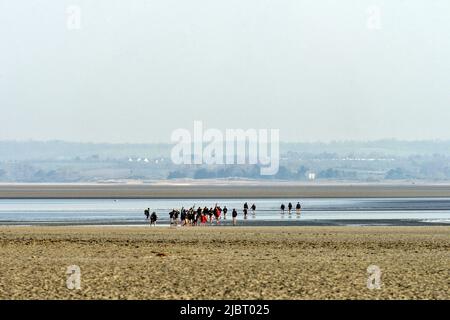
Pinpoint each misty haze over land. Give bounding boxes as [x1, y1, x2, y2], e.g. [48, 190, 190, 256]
[1, 140, 450, 183]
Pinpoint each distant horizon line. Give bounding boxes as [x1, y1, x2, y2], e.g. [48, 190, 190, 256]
[2, 138, 450, 145]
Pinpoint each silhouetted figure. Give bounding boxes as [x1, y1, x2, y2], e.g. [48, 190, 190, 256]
[174, 209, 180, 225]
[232, 209, 238, 226]
[208, 207, 214, 223]
[296, 202, 302, 215]
[169, 210, 174, 225]
[180, 209, 186, 226]
[150, 211, 157, 226]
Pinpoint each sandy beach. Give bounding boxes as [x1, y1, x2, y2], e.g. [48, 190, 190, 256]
[0, 226, 448, 300]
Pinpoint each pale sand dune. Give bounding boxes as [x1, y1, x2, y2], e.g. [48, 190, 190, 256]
[0, 226, 448, 299]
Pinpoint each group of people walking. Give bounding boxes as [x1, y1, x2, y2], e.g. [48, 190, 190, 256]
[144, 201, 302, 226]
[280, 202, 302, 215]
[167, 204, 238, 226]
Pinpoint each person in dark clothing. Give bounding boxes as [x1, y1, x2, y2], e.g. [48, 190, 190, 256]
[150, 211, 157, 226]
[174, 209, 180, 226]
[251, 203, 256, 215]
[169, 210, 174, 225]
[144, 208, 150, 221]
[195, 211, 201, 226]
[280, 203, 285, 214]
[243, 208, 248, 219]
[208, 207, 214, 223]
[232, 209, 238, 226]
[196, 207, 202, 226]
[187, 208, 194, 226]
[180, 209, 186, 225]
[223, 206, 228, 220]
[244, 202, 249, 210]
[288, 202, 293, 214]
[296, 202, 302, 216]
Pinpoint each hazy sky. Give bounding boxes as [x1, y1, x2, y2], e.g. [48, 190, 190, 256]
[0, 0, 449, 143]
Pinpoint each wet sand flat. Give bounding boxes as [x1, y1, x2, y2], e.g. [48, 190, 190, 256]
[0, 226, 448, 299]
[2, 183, 450, 198]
